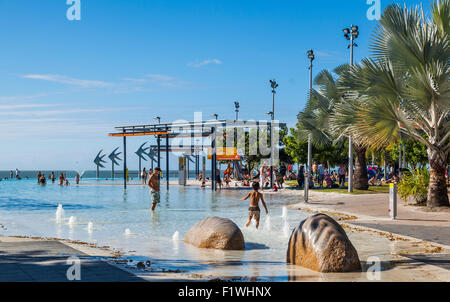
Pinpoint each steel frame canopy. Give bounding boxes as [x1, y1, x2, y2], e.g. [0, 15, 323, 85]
[109, 120, 286, 190]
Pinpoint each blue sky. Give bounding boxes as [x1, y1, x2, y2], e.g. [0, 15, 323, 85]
[0, 0, 428, 171]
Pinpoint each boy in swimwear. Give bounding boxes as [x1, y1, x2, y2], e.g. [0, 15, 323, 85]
[148, 167, 161, 211]
[240, 182, 269, 229]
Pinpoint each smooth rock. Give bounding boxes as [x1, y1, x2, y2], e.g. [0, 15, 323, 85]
[184, 217, 245, 250]
[287, 213, 361, 272]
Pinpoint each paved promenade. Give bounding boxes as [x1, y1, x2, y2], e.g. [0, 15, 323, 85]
[0, 237, 144, 282]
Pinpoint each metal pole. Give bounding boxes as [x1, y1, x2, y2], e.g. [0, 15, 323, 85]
[138, 157, 141, 180]
[123, 135, 127, 189]
[166, 128, 169, 190]
[403, 142, 406, 170]
[348, 30, 354, 193]
[211, 127, 216, 191]
[157, 135, 161, 168]
[270, 90, 275, 189]
[305, 58, 313, 202]
[399, 134, 402, 177]
[187, 156, 190, 180]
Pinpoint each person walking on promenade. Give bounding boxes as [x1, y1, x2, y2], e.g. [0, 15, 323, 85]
[338, 163, 346, 188]
[317, 163, 325, 189]
[297, 165, 305, 188]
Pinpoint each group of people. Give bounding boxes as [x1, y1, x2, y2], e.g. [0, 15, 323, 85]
[36, 172, 81, 186]
[1, 169, 22, 181]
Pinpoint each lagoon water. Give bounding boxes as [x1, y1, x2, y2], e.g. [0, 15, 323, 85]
[0, 179, 309, 281]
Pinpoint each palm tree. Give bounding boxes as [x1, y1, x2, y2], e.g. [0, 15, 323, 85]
[332, 0, 449, 207]
[297, 66, 370, 190]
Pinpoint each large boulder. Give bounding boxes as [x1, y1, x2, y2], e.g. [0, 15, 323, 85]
[184, 217, 245, 250]
[287, 214, 361, 272]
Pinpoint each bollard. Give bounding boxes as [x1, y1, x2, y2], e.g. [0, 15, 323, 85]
[389, 183, 397, 220]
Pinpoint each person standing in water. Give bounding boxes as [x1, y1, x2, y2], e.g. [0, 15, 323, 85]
[259, 165, 266, 191]
[240, 182, 269, 229]
[141, 168, 147, 184]
[148, 167, 161, 211]
[75, 173, 80, 184]
[58, 173, 64, 186]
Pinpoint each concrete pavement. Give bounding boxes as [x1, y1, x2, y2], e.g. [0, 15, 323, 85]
[0, 237, 144, 282]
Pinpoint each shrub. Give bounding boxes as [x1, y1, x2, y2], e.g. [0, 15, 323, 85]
[398, 168, 430, 205]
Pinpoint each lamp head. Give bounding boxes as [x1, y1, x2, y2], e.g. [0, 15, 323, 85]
[270, 79, 278, 89]
[306, 49, 315, 61]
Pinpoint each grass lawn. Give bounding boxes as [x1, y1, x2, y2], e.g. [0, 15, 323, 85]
[284, 180, 390, 194]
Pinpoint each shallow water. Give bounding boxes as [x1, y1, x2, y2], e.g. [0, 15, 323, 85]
[0, 179, 310, 280]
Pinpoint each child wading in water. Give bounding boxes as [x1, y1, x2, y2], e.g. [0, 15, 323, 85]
[240, 182, 269, 229]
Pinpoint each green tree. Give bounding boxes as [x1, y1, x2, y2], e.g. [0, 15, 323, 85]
[332, 0, 449, 207]
[297, 66, 370, 189]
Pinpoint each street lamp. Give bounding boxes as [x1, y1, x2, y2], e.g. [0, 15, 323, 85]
[305, 49, 315, 203]
[269, 79, 278, 189]
[343, 24, 359, 193]
[210, 113, 218, 120]
[234, 101, 240, 121]
[153, 116, 161, 124]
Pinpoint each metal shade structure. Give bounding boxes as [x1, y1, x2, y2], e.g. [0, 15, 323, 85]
[108, 119, 286, 190]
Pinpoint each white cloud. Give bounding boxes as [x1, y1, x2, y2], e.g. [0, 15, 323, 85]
[0, 92, 58, 103]
[22, 74, 112, 88]
[187, 59, 222, 68]
[123, 74, 188, 88]
[0, 104, 54, 110]
[0, 106, 145, 117]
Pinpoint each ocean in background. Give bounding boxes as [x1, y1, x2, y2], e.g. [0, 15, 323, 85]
[0, 170, 209, 179]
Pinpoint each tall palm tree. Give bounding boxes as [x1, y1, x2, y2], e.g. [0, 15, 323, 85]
[332, 0, 449, 207]
[297, 66, 370, 190]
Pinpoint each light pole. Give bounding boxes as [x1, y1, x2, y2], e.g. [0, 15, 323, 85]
[234, 101, 240, 121]
[343, 25, 359, 193]
[210, 113, 218, 120]
[154, 116, 161, 169]
[269, 79, 278, 189]
[305, 49, 315, 202]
